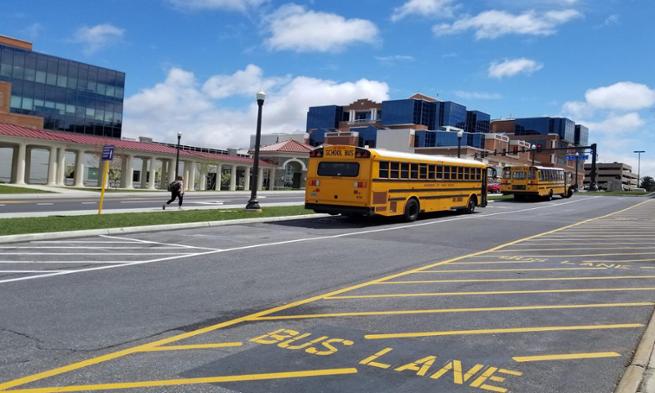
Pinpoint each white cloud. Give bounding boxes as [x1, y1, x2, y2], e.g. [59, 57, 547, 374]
[583, 113, 645, 134]
[72, 23, 124, 54]
[433, 9, 581, 39]
[124, 65, 389, 148]
[488, 58, 543, 78]
[391, 0, 458, 22]
[454, 90, 502, 100]
[265, 4, 379, 53]
[375, 55, 415, 65]
[585, 82, 655, 111]
[202, 64, 286, 99]
[167, 0, 265, 12]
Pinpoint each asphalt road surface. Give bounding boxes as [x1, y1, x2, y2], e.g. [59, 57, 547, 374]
[0, 195, 653, 393]
[0, 192, 305, 214]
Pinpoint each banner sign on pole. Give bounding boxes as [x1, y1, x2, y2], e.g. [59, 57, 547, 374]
[102, 145, 115, 161]
[566, 154, 589, 161]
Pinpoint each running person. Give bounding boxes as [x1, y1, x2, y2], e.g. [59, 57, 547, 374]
[163, 176, 184, 209]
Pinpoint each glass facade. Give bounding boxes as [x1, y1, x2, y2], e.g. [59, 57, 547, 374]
[575, 124, 589, 146]
[515, 117, 575, 144]
[415, 130, 485, 149]
[0, 43, 125, 138]
[306, 105, 342, 132]
[351, 125, 377, 148]
[466, 110, 490, 133]
[440, 101, 467, 129]
[380, 99, 438, 129]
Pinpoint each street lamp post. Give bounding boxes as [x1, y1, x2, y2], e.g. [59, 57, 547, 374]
[531, 144, 537, 166]
[456, 129, 464, 158]
[246, 91, 266, 211]
[574, 151, 580, 191]
[634, 150, 646, 188]
[175, 132, 182, 178]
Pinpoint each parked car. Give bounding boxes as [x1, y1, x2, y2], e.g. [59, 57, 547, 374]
[487, 182, 502, 194]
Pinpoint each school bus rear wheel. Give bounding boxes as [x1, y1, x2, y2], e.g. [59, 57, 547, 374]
[403, 198, 420, 222]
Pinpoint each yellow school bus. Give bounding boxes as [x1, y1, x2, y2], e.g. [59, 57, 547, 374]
[305, 145, 488, 221]
[500, 165, 573, 200]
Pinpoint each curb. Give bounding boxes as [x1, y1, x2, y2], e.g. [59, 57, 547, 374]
[0, 213, 327, 244]
[615, 307, 655, 393]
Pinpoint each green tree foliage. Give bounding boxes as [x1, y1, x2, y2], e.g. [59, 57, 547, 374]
[640, 176, 655, 192]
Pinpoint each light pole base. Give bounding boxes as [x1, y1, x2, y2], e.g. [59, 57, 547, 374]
[245, 199, 262, 211]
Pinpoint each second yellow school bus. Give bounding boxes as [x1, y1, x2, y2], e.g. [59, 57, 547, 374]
[305, 145, 488, 221]
[500, 165, 574, 200]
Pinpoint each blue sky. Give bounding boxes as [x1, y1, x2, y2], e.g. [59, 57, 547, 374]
[2, 0, 654, 176]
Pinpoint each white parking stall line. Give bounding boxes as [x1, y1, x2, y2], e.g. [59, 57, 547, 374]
[81, 202, 96, 205]
[36, 203, 54, 206]
[0, 246, 192, 250]
[31, 240, 144, 244]
[0, 252, 195, 256]
[99, 235, 220, 251]
[0, 260, 139, 265]
[0, 270, 70, 273]
[0, 196, 611, 285]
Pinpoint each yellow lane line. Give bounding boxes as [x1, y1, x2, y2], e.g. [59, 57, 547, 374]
[326, 287, 655, 300]
[584, 258, 655, 263]
[377, 276, 655, 284]
[451, 261, 539, 265]
[3, 368, 359, 393]
[138, 342, 243, 352]
[416, 267, 608, 273]
[0, 200, 649, 391]
[512, 352, 621, 363]
[364, 324, 643, 340]
[255, 302, 655, 321]
[471, 252, 655, 258]
[498, 247, 655, 252]
[516, 242, 655, 246]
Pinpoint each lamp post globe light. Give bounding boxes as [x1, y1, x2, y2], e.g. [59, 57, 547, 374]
[456, 129, 464, 158]
[634, 150, 646, 188]
[246, 91, 266, 211]
[175, 132, 182, 178]
[531, 144, 537, 167]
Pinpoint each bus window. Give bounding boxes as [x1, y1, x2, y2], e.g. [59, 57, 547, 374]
[437, 165, 444, 179]
[428, 165, 436, 179]
[419, 164, 428, 179]
[528, 168, 536, 179]
[464, 167, 470, 180]
[444, 166, 451, 180]
[503, 167, 511, 179]
[317, 162, 360, 177]
[379, 161, 389, 178]
[457, 167, 464, 180]
[401, 163, 409, 178]
[512, 171, 525, 179]
[410, 163, 419, 179]
[390, 162, 399, 178]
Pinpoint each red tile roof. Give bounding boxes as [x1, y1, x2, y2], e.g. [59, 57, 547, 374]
[259, 139, 312, 154]
[0, 122, 272, 166]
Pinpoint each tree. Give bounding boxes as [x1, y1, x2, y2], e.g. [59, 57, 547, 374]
[640, 176, 655, 192]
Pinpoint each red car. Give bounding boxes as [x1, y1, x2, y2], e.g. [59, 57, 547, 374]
[487, 182, 501, 194]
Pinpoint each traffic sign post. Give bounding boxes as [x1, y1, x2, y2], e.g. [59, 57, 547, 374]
[98, 145, 115, 215]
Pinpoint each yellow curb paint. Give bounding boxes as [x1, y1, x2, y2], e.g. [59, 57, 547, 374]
[512, 352, 621, 363]
[416, 268, 607, 273]
[255, 303, 655, 321]
[4, 368, 359, 393]
[364, 324, 643, 340]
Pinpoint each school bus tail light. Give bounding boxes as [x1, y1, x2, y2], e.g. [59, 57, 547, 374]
[309, 148, 324, 158]
[309, 179, 320, 187]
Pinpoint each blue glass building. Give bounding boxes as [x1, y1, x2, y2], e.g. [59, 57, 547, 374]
[414, 130, 485, 149]
[306, 105, 343, 132]
[466, 110, 490, 133]
[381, 99, 438, 129]
[0, 37, 125, 138]
[440, 101, 467, 129]
[575, 124, 589, 146]
[514, 117, 575, 144]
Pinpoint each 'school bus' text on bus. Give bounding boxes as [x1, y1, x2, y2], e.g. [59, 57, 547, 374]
[501, 165, 574, 201]
[305, 145, 488, 221]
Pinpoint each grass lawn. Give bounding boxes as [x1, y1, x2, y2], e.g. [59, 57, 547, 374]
[0, 206, 313, 236]
[0, 184, 52, 194]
